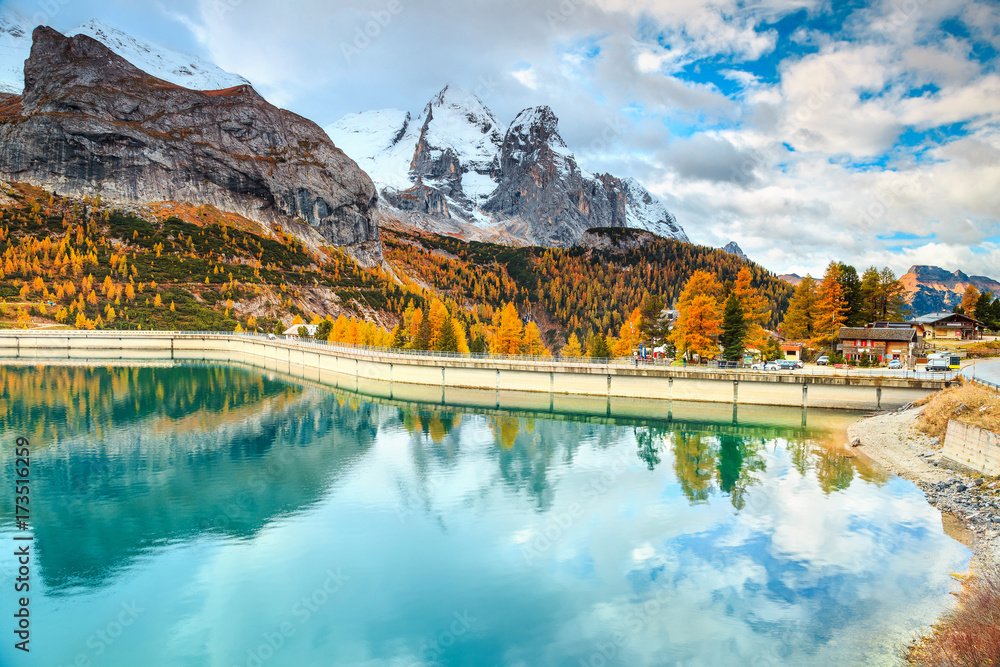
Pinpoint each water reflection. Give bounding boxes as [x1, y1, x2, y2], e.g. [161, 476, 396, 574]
[0, 362, 965, 667]
[0, 364, 378, 590]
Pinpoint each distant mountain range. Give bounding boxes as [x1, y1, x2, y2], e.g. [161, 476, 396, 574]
[326, 85, 688, 247]
[2, 11, 691, 252]
[777, 273, 803, 286]
[777, 266, 999, 316]
[901, 265, 1000, 315]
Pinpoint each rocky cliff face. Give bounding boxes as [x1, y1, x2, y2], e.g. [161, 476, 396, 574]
[408, 86, 502, 207]
[722, 241, 748, 260]
[326, 86, 688, 247]
[484, 106, 620, 246]
[0, 27, 380, 260]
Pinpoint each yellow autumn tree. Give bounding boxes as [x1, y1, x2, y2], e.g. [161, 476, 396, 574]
[812, 262, 847, 347]
[561, 332, 583, 358]
[671, 270, 722, 359]
[332, 315, 350, 343]
[732, 267, 769, 352]
[521, 321, 549, 356]
[613, 307, 643, 356]
[427, 299, 449, 348]
[453, 319, 470, 354]
[492, 302, 523, 355]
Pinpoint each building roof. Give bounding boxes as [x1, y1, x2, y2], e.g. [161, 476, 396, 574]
[869, 321, 914, 329]
[283, 323, 319, 335]
[839, 327, 917, 342]
[911, 312, 983, 326]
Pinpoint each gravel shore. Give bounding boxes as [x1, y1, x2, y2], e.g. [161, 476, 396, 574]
[847, 407, 1000, 568]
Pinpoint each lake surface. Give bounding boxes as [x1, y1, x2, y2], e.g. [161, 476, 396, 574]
[0, 363, 969, 666]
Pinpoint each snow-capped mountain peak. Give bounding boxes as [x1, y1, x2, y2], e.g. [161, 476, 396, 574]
[0, 13, 249, 93]
[68, 20, 249, 90]
[410, 85, 504, 201]
[325, 86, 689, 247]
[0, 12, 31, 94]
[325, 109, 416, 192]
[722, 241, 748, 260]
[621, 177, 689, 243]
[506, 106, 567, 149]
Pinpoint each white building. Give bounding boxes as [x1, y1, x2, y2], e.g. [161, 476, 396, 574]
[283, 323, 319, 340]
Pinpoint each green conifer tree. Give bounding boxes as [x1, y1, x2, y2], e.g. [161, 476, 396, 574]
[720, 293, 747, 361]
[413, 310, 433, 350]
[435, 314, 458, 352]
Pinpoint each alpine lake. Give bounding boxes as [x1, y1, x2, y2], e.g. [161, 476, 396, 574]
[0, 362, 969, 666]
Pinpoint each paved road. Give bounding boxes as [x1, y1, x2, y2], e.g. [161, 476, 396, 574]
[964, 358, 1000, 386]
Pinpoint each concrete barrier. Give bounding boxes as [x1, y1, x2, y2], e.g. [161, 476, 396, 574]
[942, 420, 1000, 476]
[0, 331, 952, 411]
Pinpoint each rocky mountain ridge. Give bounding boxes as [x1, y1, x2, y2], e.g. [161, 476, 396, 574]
[722, 241, 748, 261]
[327, 85, 688, 247]
[902, 264, 1000, 315]
[0, 26, 380, 262]
[0, 13, 249, 94]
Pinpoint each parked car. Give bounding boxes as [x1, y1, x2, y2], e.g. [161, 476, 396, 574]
[794, 360, 804, 369]
[776, 360, 798, 371]
[764, 361, 781, 371]
[816, 355, 829, 366]
[750, 362, 767, 370]
[887, 359, 903, 369]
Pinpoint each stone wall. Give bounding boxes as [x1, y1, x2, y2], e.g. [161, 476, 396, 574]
[942, 420, 1000, 476]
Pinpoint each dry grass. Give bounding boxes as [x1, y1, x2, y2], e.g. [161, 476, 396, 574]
[967, 341, 1000, 359]
[909, 565, 1000, 666]
[916, 381, 1000, 441]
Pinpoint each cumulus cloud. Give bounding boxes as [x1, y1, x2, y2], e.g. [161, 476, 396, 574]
[659, 134, 762, 185]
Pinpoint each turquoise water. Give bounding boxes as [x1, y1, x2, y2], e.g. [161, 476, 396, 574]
[0, 363, 969, 666]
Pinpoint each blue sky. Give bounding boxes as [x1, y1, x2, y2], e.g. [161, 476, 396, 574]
[1, 0, 998, 278]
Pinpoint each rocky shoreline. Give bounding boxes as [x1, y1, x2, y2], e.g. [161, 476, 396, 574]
[847, 407, 1000, 568]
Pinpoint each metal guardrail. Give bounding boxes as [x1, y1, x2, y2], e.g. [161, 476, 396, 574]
[969, 376, 1000, 393]
[0, 329, 962, 381]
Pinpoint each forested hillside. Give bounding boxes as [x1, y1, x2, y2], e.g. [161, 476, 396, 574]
[0, 181, 792, 354]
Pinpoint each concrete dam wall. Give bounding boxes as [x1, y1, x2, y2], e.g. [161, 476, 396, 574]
[0, 331, 954, 411]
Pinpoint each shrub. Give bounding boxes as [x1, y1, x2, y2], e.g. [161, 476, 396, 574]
[910, 564, 1000, 667]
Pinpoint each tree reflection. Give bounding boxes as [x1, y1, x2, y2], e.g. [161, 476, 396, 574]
[716, 435, 767, 510]
[0, 364, 376, 590]
[636, 426, 673, 471]
[672, 432, 717, 504]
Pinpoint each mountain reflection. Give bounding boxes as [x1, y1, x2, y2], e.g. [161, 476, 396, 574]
[0, 363, 885, 593]
[0, 364, 378, 590]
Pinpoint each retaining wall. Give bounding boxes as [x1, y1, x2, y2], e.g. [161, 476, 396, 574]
[0, 332, 952, 411]
[942, 420, 1000, 476]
